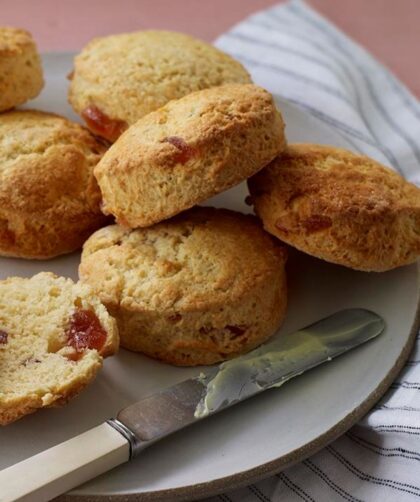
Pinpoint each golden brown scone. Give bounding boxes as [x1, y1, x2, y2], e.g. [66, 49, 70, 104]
[248, 144, 420, 272]
[0, 110, 110, 259]
[0, 272, 119, 425]
[79, 207, 287, 366]
[68, 30, 252, 142]
[94, 84, 286, 228]
[0, 27, 44, 111]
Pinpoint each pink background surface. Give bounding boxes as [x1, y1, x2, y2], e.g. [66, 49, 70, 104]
[1, 0, 419, 97]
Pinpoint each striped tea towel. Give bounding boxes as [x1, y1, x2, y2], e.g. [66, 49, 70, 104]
[204, 1, 420, 501]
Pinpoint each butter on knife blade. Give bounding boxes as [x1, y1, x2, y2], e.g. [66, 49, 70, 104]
[194, 308, 384, 417]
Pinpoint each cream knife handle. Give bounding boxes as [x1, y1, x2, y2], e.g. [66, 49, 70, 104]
[0, 422, 130, 502]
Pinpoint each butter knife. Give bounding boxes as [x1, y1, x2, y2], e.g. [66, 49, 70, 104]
[0, 308, 384, 502]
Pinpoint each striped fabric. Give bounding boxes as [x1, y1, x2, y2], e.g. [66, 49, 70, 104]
[204, 1, 420, 501]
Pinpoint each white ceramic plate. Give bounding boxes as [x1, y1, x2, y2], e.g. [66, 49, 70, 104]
[0, 54, 418, 502]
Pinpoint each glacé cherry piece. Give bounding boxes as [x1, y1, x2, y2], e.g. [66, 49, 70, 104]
[0, 330, 8, 345]
[162, 136, 194, 164]
[82, 105, 128, 142]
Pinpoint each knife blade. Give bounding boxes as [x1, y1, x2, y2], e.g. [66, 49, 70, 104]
[113, 308, 384, 454]
[0, 308, 384, 502]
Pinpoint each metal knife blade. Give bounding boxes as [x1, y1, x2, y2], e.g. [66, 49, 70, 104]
[112, 308, 384, 456]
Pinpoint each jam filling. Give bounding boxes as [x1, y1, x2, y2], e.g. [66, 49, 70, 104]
[162, 136, 194, 164]
[81, 105, 128, 142]
[0, 330, 8, 345]
[66, 309, 107, 353]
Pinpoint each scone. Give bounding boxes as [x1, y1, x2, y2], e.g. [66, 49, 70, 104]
[248, 144, 420, 272]
[0, 110, 110, 259]
[0, 272, 119, 425]
[79, 207, 287, 366]
[0, 27, 44, 111]
[94, 84, 286, 228]
[68, 30, 251, 142]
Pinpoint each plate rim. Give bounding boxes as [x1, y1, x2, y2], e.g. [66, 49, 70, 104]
[59, 265, 420, 502]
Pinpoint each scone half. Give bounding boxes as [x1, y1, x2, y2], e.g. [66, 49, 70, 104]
[79, 207, 287, 366]
[0, 272, 118, 425]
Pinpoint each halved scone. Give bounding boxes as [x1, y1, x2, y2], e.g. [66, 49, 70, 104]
[0, 272, 119, 425]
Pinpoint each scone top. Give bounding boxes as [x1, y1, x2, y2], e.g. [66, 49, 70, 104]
[0, 110, 109, 259]
[94, 83, 286, 228]
[68, 30, 252, 142]
[248, 143, 420, 271]
[80, 207, 287, 313]
[0, 27, 44, 111]
[0, 27, 37, 52]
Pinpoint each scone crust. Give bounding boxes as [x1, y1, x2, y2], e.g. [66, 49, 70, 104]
[0, 110, 109, 259]
[0, 272, 119, 425]
[0, 27, 44, 111]
[248, 144, 420, 271]
[94, 84, 286, 228]
[68, 30, 251, 140]
[79, 207, 287, 366]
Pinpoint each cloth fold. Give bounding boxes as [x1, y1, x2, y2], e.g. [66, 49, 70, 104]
[203, 1, 420, 500]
